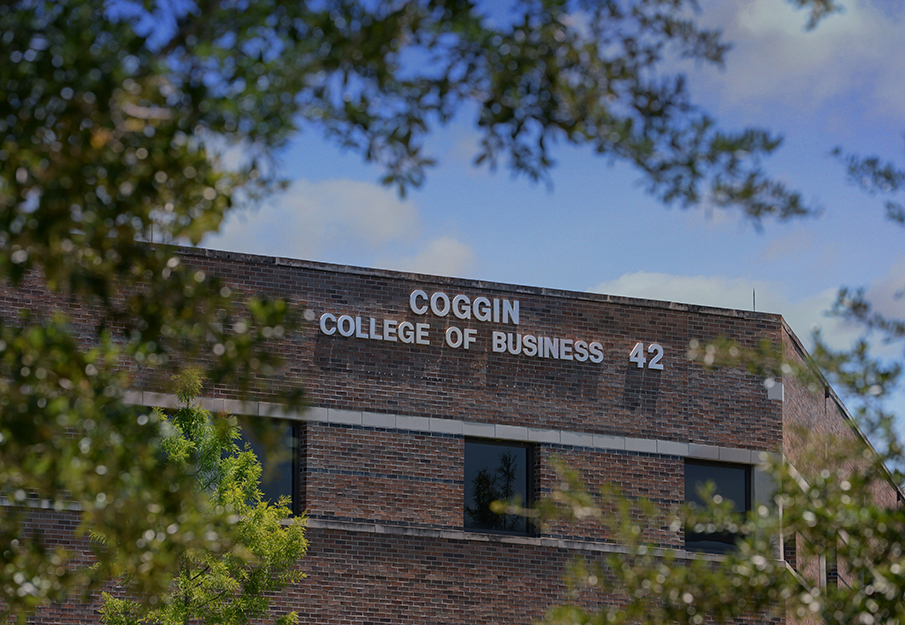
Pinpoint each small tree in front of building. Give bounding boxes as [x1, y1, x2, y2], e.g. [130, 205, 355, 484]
[97, 372, 306, 625]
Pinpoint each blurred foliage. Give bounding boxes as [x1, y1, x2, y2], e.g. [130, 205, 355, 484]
[0, 0, 834, 619]
[532, 81, 905, 620]
[530, 109, 905, 623]
[527, 444, 905, 625]
[98, 372, 306, 625]
[833, 146, 905, 227]
[786, 0, 844, 30]
[822, 139, 905, 452]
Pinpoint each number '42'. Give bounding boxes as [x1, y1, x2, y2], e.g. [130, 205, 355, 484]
[629, 342, 664, 370]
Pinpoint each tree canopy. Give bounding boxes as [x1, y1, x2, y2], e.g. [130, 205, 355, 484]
[0, 0, 838, 620]
[529, 430, 905, 625]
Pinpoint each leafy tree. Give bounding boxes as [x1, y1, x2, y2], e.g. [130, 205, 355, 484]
[0, 0, 831, 619]
[98, 371, 307, 625]
[529, 232, 905, 624]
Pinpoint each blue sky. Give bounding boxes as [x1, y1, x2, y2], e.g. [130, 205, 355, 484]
[204, 0, 905, 412]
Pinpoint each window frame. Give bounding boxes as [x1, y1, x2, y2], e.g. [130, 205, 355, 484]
[463, 438, 534, 535]
[684, 459, 751, 553]
[237, 419, 300, 516]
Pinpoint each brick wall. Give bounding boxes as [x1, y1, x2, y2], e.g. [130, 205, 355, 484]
[295, 527, 575, 625]
[779, 325, 901, 595]
[180, 248, 785, 450]
[11, 248, 881, 624]
[304, 424, 463, 527]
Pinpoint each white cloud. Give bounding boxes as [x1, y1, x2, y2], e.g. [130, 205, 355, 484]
[695, 0, 905, 121]
[204, 178, 420, 258]
[757, 231, 843, 279]
[381, 236, 479, 278]
[590, 271, 773, 310]
[759, 229, 814, 263]
[204, 178, 481, 277]
[587, 271, 859, 349]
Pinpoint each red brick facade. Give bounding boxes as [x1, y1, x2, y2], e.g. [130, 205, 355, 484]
[9, 248, 892, 624]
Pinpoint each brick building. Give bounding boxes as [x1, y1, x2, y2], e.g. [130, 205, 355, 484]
[18, 247, 900, 623]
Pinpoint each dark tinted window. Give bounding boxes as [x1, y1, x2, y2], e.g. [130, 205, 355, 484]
[464, 440, 531, 533]
[238, 421, 297, 514]
[685, 460, 750, 553]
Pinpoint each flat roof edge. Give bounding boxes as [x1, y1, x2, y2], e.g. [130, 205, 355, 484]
[182, 245, 782, 323]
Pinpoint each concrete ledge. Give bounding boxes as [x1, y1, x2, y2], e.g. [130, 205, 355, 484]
[757, 451, 783, 465]
[122, 390, 144, 405]
[687, 444, 720, 461]
[363, 412, 396, 429]
[463, 422, 496, 438]
[594, 434, 625, 451]
[329, 409, 362, 426]
[142, 391, 178, 409]
[223, 399, 258, 416]
[430, 418, 463, 435]
[561, 431, 594, 447]
[201, 397, 225, 413]
[657, 440, 689, 457]
[495, 425, 529, 442]
[258, 401, 289, 418]
[719, 447, 753, 464]
[306, 518, 734, 563]
[625, 438, 657, 454]
[302, 406, 329, 423]
[123, 391, 773, 465]
[0, 497, 83, 511]
[528, 428, 560, 444]
[396, 415, 430, 432]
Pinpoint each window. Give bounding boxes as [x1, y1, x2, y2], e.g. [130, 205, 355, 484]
[684, 460, 750, 553]
[464, 439, 532, 533]
[238, 420, 299, 515]
[825, 547, 838, 588]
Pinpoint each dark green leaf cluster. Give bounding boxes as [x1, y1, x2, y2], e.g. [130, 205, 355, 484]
[530, 4, 905, 623]
[531, 460, 789, 625]
[0, 322, 226, 619]
[833, 146, 905, 227]
[786, 0, 844, 29]
[534, 446, 905, 625]
[775, 442, 905, 625]
[1, 0, 817, 223]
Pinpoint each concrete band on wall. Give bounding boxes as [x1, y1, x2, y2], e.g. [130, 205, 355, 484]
[3, 390, 784, 564]
[123, 390, 783, 467]
[120, 390, 782, 559]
